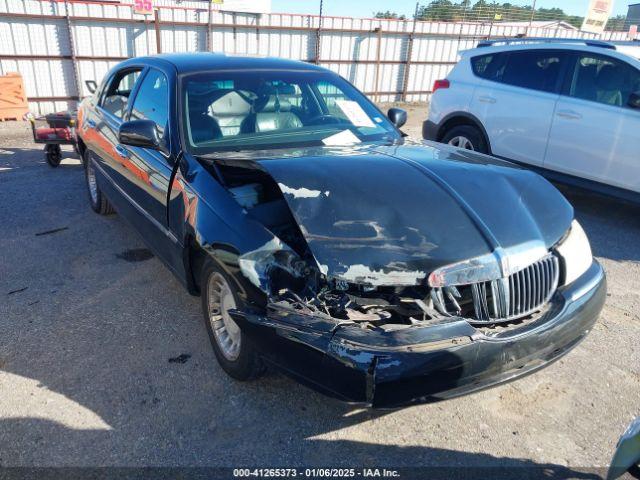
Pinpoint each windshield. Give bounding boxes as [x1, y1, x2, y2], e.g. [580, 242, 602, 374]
[181, 70, 400, 154]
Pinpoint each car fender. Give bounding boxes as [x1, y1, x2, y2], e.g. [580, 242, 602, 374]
[170, 154, 283, 303]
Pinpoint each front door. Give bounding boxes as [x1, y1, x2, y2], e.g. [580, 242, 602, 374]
[544, 52, 640, 193]
[117, 67, 183, 270]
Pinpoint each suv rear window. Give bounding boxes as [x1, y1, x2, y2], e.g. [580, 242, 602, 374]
[471, 53, 507, 82]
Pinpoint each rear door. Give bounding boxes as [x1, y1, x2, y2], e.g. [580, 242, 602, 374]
[89, 67, 144, 197]
[544, 52, 640, 193]
[471, 49, 568, 167]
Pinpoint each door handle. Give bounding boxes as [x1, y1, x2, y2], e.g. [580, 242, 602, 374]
[115, 145, 129, 158]
[478, 95, 497, 104]
[556, 110, 582, 120]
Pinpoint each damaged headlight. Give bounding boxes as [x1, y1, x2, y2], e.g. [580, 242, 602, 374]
[238, 238, 310, 294]
[555, 220, 592, 286]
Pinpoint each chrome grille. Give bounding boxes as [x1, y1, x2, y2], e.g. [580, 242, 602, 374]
[470, 254, 559, 322]
[432, 253, 560, 324]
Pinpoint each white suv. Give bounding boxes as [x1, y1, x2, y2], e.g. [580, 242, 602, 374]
[424, 39, 640, 202]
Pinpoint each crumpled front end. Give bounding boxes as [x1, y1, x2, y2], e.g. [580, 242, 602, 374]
[232, 261, 605, 407]
[198, 145, 604, 406]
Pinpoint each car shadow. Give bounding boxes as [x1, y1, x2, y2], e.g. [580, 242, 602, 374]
[0, 146, 81, 171]
[0, 418, 605, 478]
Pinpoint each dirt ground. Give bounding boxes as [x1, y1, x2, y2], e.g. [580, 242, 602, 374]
[0, 106, 638, 476]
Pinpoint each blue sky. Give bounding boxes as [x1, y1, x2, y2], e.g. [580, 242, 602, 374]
[271, 0, 632, 18]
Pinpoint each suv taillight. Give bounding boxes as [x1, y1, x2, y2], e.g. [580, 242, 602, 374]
[432, 79, 450, 93]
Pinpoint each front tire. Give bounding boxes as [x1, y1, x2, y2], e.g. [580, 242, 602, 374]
[84, 150, 114, 215]
[200, 258, 265, 381]
[441, 125, 488, 154]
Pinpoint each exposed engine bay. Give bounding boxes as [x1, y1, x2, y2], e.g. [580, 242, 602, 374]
[202, 157, 554, 332]
[206, 158, 442, 329]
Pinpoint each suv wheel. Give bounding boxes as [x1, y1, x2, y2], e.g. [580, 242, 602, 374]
[441, 125, 488, 154]
[201, 258, 265, 381]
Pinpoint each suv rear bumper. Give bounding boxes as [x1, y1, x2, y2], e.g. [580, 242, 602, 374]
[422, 119, 439, 141]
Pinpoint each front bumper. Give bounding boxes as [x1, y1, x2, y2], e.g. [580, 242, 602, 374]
[233, 260, 606, 408]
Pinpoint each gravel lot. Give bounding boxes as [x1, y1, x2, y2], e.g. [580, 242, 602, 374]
[0, 106, 638, 475]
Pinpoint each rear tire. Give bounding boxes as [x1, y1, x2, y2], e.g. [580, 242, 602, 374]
[200, 258, 265, 381]
[441, 125, 488, 154]
[84, 150, 114, 215]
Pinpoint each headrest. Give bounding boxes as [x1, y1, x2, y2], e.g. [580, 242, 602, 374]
[276, 84, 296, 95]
[188, 94, 212, 115]
[596, 64, 624, 90]
[210, 90, 252, 116]
[255, 94, 292, 113]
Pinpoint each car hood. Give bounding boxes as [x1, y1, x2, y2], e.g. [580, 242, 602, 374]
[234, 142, 573, 286]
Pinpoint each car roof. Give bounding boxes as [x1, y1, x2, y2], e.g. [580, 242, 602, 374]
[462, 41, 640, 66]
[118, 52, 327, 74]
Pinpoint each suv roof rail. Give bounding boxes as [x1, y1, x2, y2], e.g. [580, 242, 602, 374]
[477, 37, 616, 50]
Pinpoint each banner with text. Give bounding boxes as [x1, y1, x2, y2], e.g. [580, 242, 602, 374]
[581, 0, 615, 34]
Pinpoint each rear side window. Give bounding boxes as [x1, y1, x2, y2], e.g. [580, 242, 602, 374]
[100, 69, 142, 119]
[471, 53, 507, 82]
[501, 51, 565, 93]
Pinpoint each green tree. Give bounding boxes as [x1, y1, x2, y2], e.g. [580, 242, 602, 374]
[374, 10, 407, 20]
[413, 0, 587, 26]
[605, 14, 627, 31]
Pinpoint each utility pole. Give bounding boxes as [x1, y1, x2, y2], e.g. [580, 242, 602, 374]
[529, 0, 537, 28]
[315, 0, 323, 64]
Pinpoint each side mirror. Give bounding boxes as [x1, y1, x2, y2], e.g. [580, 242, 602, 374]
[387, 107, 407, 128]
[118, 120, 160, 149]
[628, 92, 640, 109]
[85, 80, 97, 94]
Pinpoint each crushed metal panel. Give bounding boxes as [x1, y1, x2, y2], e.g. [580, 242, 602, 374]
[255, 146, 493, 287]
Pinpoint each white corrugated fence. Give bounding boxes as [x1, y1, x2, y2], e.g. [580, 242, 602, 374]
[0, 0, 631, 114]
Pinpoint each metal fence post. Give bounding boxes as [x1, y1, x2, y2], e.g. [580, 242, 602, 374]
[401, 11, 418, 102]
[207, 0, 213, 51]
[63, 0, 81, 103]
[154, 8, 162, 54]
[373, 26, 382, 102]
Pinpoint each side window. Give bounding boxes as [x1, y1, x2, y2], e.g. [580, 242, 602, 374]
[92, 77, 108, 102]
[568, 54, 640, 108]
[100, 69, 142, 119]
[500, 51, 565, 93]
[130, 69, 169, 146]
[471, 53, 507, 82]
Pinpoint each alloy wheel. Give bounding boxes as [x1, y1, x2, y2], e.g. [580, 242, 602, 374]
[86, 160, 99, 204]
[207, 272, 241, 361]
[448, 136, 475, 150]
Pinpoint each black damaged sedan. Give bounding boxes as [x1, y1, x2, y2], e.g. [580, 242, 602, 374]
[77, 53, 606, 408]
